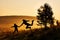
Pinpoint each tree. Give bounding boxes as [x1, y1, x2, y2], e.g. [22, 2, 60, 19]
[37, 3, 54, 28]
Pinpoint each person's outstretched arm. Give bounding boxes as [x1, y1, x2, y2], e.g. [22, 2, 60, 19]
[11, 26, 14, 28]
[19, 23, 23, 27]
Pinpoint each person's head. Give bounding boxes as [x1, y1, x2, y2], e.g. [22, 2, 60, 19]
[14, 24, 16, 25]
[23, 19, 25, 21]
[23, 19, 27, 22]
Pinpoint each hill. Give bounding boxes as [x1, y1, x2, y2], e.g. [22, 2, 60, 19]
[0, 16, 39, 32]
[0, 16, 60, 40]
[0, 27, 60, 40]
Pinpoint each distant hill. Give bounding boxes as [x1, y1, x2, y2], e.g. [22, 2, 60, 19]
[0, 16, 36, 24]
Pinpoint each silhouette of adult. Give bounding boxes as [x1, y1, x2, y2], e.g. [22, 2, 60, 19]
[12, 24, 19, 33]
[20, 19, 34, 29]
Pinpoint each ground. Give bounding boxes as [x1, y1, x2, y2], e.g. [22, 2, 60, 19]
[0, 27, 60, 40]
[0, 16, 60, 40]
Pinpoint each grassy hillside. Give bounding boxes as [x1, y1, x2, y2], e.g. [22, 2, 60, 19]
[0, 16, 60, 40]
[0, 26, 60, 40]
[0, 16, 38, 32]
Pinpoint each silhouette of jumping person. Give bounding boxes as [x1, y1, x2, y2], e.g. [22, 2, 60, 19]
[20, 19, 34, 29]
[12, 24, 19, 33]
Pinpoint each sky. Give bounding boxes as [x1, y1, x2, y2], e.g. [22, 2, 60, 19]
[0, 0, 60, 20]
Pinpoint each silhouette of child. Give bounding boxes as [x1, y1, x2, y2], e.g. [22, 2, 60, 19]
[12, 24, 19, 33]
[20, 19, 34, 29]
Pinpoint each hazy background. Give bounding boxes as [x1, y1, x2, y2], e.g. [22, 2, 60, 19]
[0, 0, 60, 20]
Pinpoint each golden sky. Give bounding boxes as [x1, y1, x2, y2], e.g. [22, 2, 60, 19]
[0, 0, 60, 20]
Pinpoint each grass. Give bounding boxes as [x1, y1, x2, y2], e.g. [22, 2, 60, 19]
[0, 25, 60, 40]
